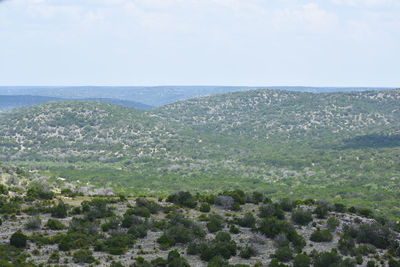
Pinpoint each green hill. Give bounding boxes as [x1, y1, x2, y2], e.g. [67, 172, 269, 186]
[0, 89, 399, 219]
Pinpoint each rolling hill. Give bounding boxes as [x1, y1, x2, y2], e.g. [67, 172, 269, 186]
[0, 95, 153, 112]
[0, 89, 399, 219]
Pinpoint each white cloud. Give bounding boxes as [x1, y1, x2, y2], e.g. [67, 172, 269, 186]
[331, 0, 400, 7]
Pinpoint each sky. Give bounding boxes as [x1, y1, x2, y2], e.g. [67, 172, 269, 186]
[0, 0, 399, 87]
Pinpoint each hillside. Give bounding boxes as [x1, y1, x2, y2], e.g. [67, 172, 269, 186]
[0, 89, 399, 220]
[0, 86, 395, 107]
[0, 95, 153, 112]
[0, 179, 399, 266]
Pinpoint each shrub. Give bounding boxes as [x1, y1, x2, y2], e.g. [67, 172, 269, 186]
[313, 250, 342, 267]
[229, 225, 240, 234]
[240, 246, 256, 259]
[310, 229, 333, 242]
[327, 217, 340, 232]
[279, 198, 294, 212]
[338, 235, 355, 255]
[73, 249, 95, 263]
[45, 218, 65, 230]
[293, 253, 311, 267]
[51, 201, 68, 218]
[200, 203, 211, 213]
[274, 233, 289, 248]
[25, 216, 41, 230]
[207, 215, 225, 233]
[356, 223, 392, 249]
[367, 260, 376, 267]
[10, 230, 27, 248]
[48, 251, 60, 264]
[334, 203, 346, 212]
[167, 250, 190, 267]
[237, 213, 256, 228]
[0, 184, 8, 195]
[314, 205, 329, 219]
[167, 191, 197, 208]
[259, 203, 284, 219]
[291, 208, 313, 225]
[275, 246, 292, 262]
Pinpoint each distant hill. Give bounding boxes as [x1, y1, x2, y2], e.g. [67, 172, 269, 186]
[0, 86, 395, 107]
[0, 95, 153, 112]
[0, 89, 399, 219]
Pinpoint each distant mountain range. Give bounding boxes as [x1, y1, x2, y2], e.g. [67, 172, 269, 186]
[0, 86, 396, 107]
[0, 95, 153, 112]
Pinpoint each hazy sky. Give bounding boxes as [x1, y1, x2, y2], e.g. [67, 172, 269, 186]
[0, 0, 399, 86]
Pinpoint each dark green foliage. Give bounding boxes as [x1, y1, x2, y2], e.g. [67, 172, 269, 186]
[237, 213, 256, 228]
[25, 215, 41, 230]
[229, 225, 240, 234]
[314, 205, 329, 219]
[389, 259, 400, 267]
[48, 250, 60, 264]
[259, 203, 284, 219]
[26, 183, 54, 200]
[10, 230, 27, 248]
[0, 184, 8, 195]
[310, 229, 333, 242]
[291, 208, 313, 225]
[167, 191, 197, 208]
[45, 218, 65, 230]
[167, 249, 190, 267]
[338, 235, 355, 255]
[103, 231, 135, 255]
[157, 212, 205, 249]
[221, 190, 246, 205]
[51, 201, 68, 218]
[136, 197, 161, 214]
[334, 203, 346, 212]
[82, 198, 114, 220]
[358, 208, 374, 218]
[73, 249, 95, 263]
[356, 223, 393, 249]
[326, 216, 340, 232]
[268, 258, 290, 267]
[313, 250, 342, 267]
[293, 253, 311, 267]
[200, 232, 237, 261]
[200, 203, 211, 213]
[101, 216, 121, 232]
[240, 246, 256, 259]
[274, 246, 292, 262]
[207, 215, 225, 233]
[367, 260, 376, 267]
[258, 217, 293, 239]
[279, 198, 294, 212]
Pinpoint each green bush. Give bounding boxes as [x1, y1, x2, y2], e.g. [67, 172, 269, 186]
[259, 203, 284, 219]
[293, 253, 311, 267]
[279, 198, 294, 212]
[240, 246, 256, 259]
[25, 216, 41, 230]
[274, 246, 292, 262]
[314, 205, 329, 219]
[167, 191, 197, 208]
[207, 215, 225, 233]
[237, 213, 256, 228]
[313, 250, 342, 267]
[45, 218, 65, 230]
[51, 201, 68, 218]
[10, 230, 27, 248]
[200, 203, 211, 213]
[327, 217, 340, 232]
[338, 235, 355, 255]
[72, 249, 95, 263]
[310, 229, 333, 242]
[291, 208, 313, 225]
[0, 184, 8, 195]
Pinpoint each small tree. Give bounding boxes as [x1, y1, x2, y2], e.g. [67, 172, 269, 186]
[10, 230, 27, 248]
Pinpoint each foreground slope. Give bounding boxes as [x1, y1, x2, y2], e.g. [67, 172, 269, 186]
[0, 90, 399, 219]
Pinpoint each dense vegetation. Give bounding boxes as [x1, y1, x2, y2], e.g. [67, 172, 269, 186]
[0, 89, 399, 221]
[0, 176, 399, 266]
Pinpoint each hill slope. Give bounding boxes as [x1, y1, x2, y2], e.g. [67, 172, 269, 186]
[0, 95, 153, 111]
[0, 89, 399, 219]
